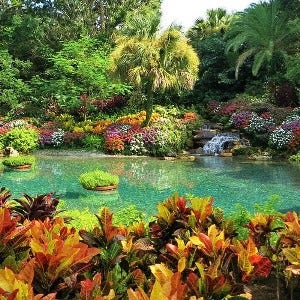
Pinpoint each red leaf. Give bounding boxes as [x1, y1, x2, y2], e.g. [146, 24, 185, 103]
[170, 272, 187, 300]
[166, 243, 178, 256]
[176, 197, 187, 212]
[198, 233, 213, 253]
[252, 256, 272, 278]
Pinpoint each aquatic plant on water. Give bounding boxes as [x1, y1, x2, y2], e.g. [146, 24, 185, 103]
[79, 169, 119, 190]
[2, 155, 35, 167]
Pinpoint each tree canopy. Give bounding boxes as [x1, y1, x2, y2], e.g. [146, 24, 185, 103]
[110, 11, 199, 125]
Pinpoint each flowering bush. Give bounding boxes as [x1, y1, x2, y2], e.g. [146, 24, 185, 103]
[104, 137, 125, 153]
[269, 128, 294, 149]
[181, 111, 199, 123]
[245, 114, 276, 134]
[269, 113, 300, 152]
[150, 118, 189, 156]
[141, 127, 158, 145]
[51, 129, 65, 147]
[39, 129, 54, 147]
[206, 100, 243, 118]
[92, 120, 112, 134]
[129, 133, 148, 155]
[116, 111, 160, 126]
[63, 132, 86, 146]
[230, 111, 253, 129]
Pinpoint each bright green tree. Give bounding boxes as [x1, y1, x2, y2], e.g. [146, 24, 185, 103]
[31, 37, 130, 115]
[0, 49, 31, 112]
[110, 11, 199, 126]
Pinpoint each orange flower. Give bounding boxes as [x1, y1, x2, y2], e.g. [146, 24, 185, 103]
[105, 137, 125, 152]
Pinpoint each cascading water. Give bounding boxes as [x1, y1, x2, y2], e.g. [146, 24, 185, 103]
[203, 132, 240, 155]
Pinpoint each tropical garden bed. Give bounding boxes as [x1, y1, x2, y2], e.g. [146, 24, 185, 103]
[0, 189, 300, 299]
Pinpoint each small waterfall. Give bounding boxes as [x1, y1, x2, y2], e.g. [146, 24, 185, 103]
[203, 132, 240, 155]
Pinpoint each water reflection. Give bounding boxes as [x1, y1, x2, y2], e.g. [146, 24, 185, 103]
[0, 153, 299, 216]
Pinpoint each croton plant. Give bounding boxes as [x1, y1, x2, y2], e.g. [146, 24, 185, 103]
[0, 188, 299, 299]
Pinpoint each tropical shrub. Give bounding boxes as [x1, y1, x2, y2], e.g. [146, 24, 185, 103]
[63, 131, 86, 147]
[0, 189, 300, 298]
[79, 170, 119, 189]
[11, 193, 61, 222]
[82, 134, 104, 150]
[2, 155, 36, 167]
[3, 127, 38, 153]
[289, 151, 300, 162]
[150, 118, 189, 156]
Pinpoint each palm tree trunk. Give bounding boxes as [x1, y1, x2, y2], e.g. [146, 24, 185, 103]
[142, 92, 153, 127]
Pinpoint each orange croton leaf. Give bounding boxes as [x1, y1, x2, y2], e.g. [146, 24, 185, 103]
[35, 294, 57, 300]
[150, 263, 173, 284]
[18, 259, 35, 285]
[284, 212, 300, 235]
[0, 267, 35, 300]
[0, 207, 23, 239]
[131, 269, 147, 285]
[127, 287, 150, 300]
[96, 207, 125, 242]
[190, 196, 213, 222]
[169, 272, 188, 300]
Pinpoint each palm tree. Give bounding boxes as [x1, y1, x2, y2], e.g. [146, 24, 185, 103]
[110, 12, 199, 126]
[188, 8, 233, 42]
[225, 0, 299, 79]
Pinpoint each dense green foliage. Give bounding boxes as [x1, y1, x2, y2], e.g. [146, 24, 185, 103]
[79, 169, 119, 189]
[2, 155, 35, 167]
[0, 0, 298, 118]
[30, 37, 130, 117]
[3, 128, 39, 153]
[0, 49, 31, 111]
[289, 151, 300, 162]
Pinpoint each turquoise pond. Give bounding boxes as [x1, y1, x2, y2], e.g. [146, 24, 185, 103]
[0, 151, 299, 216]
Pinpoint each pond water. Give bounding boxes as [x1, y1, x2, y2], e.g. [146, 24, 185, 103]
[1, 151, 299, 216]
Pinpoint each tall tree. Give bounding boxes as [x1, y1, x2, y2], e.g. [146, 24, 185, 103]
[0, 49, 31, 112]
[110, 9, 199, 126]
[20, 0, 161, 40]
[186, 9, 246, 103]
[188, 8, 233, 43]
[225, 0, 299, 79]
[31, 37, 129, 115]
